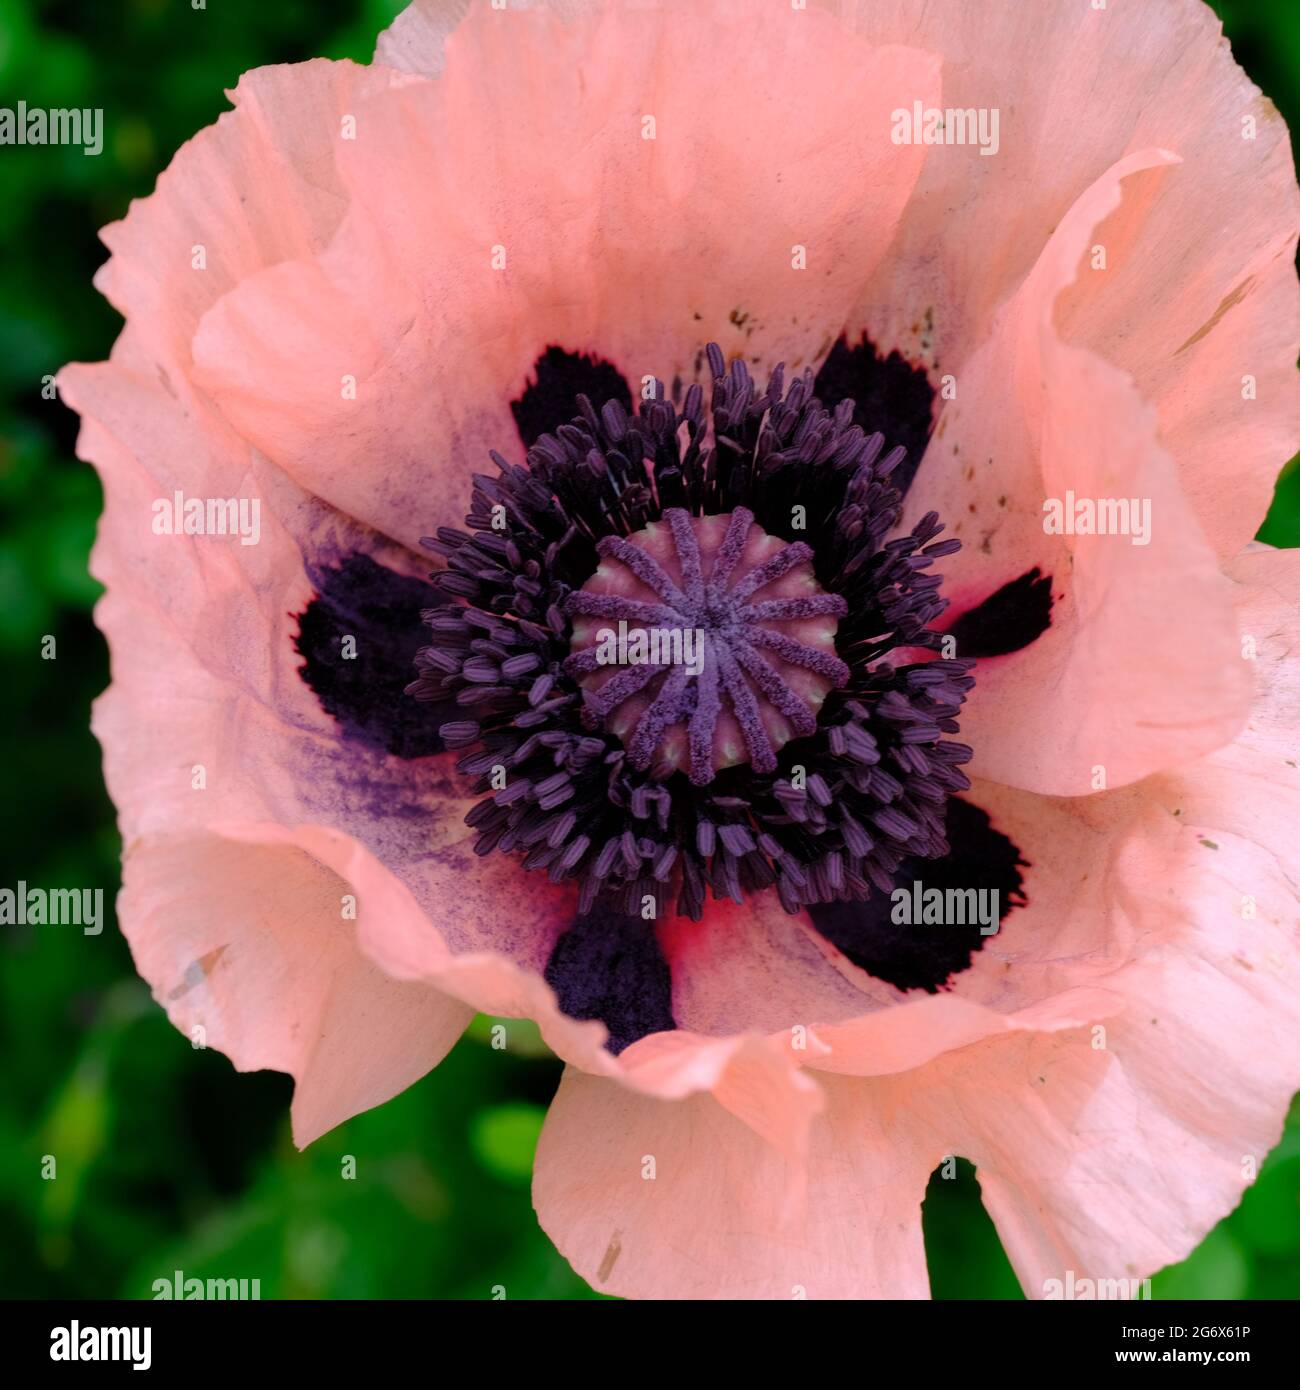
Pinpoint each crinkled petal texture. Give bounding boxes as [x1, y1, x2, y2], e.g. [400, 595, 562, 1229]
[62, 0, 1299, 1298]
[190, 0, 938, 549]
[908, 150, 1254, 795]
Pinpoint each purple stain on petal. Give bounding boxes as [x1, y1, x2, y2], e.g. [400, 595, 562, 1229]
[814, 333, 936, 498]
[297, 552, 450, 758]
[544, 905, 676, 1053]
[807, 798, 1027, 992]
[511, 346, 633, 450]
[945, 568, 1054, 658]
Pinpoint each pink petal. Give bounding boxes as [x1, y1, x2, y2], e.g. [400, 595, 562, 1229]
[661, 893, 896, 1035]
[59, 351, 577, 956]
[95, 61, 414, 396]
[922, 832, 1298, 1294]
[121, 825, 473, 1147]
[838, 0, 1298, 555]
[56, 350, 591, 1136]
[375, 0, 471, 75]
[191, 0, 939, 548]
[910, 152, 1251, 794]
[534, 1065, 932, 1299]
[1216, 544, 1300, 816]
[861, 554, 1299, 1292]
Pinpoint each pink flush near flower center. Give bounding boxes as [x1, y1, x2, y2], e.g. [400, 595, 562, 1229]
[564, 507, 850, 785]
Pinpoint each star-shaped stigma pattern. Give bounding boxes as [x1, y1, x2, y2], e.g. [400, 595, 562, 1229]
[564, 507, 850, 785]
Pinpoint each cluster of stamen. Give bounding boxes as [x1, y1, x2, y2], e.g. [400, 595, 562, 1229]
[408, 345, 974, 920]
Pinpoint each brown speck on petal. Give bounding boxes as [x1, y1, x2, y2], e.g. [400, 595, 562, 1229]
[597, 1232, 622, 1282]
[166, 945, 228, 1001]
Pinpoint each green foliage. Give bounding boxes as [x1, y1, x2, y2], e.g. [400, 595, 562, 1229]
[0, 0, 1296, 1299]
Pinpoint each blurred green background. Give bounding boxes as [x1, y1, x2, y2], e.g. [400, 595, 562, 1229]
[1, 0, 1297, 1301]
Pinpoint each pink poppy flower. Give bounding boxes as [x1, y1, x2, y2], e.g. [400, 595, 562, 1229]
[61, 0, 1299, 1299]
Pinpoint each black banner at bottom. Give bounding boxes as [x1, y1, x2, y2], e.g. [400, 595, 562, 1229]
[0, 1295, 1287, 1375]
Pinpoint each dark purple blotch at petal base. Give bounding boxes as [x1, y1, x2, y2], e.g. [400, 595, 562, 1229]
[806, 798, 1027, 993]
[814, 334, 936, 498]
[296, 552, 453, 758]
[945, 567, 1054, 658]
[511, 347, 634, 450]
[544, 905, 676, 1053]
